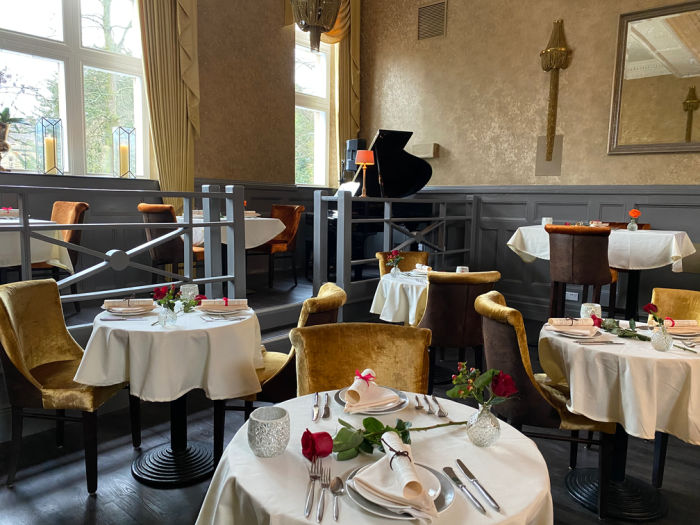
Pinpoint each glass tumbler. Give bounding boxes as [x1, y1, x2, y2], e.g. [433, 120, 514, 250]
[180, 283, 199, 301]
[247, 406, 290, 458]
[580, 303, 602, 319]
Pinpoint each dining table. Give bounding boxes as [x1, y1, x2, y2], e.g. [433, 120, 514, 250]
[195, 393, 553, 525]
[507, 225, 696, 319]
[176, 215, 285, 249]
[538, 326, 700, 520]
[370, 271, 429, 326]
[0, 217, 74, 272]
[75, 308, 264, 488]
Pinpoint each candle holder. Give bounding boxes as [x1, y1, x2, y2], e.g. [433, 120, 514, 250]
[35, 117, 63, 175]
[112, 127, 136, 178]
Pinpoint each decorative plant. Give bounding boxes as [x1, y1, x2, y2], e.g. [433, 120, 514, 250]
[0, 108, 24, 125]
[643, 302, 671, 327]
[386, 249, 403, 268]
[152, 285, 204, 312]
[446, 363, 518, 408]
[628, 208, 641, 221]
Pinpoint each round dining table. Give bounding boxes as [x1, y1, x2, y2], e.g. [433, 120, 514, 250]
[538, 327, 700, 520]
[75, 309, 264, 487]
[0, 217, 74, 272]
[177, 215, 285, 249]
[196, 393, 553, 525]
[370, 272, 429, 326]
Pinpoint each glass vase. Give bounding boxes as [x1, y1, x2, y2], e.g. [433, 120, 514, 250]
[650, 326, 673, 352]
[466, 404, 501, 447]
[627, 218, 638, 231]
[158, 307, 178, 327]
[390, 265, 400, 276]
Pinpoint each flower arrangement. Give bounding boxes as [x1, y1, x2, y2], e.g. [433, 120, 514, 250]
[643, 302, 672, 327]
[628, 208, 641, 231]
[446, 363, 518, 408]
[152, 285, 205, 313]
[386, 249, 403, 268]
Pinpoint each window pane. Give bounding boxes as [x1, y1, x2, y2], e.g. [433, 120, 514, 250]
[81, 0, 141, 57]
[0, 50, 68, 172]
[295, 45, 327, 98]
[0, 1, 63, 41]
[83, 66, 143, 175]
[295, 106, 326, 185]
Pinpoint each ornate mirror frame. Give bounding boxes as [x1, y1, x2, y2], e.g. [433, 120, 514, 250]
[609, 1, 700, 154]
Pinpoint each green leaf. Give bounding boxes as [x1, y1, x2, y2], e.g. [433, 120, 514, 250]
[336, 447, 359, 461]
[446, 384, 465, 398]
[629, 318, 636, 331]
[332, 428, 364, 452]
[358, 440, 374, 454]
[337, 419, 356, 430]
[362, 417, 385, 435]
[473, 369, 499, 390]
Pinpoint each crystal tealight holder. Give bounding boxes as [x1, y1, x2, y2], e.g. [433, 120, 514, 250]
[247, 406, 290, 458]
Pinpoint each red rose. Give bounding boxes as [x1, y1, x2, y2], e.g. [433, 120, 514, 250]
[491, 371, 518, 398]
[591, 313, 602, 328]
[643, 303, 658, 314]
[153, 286, 168, 300]
[301, 428, 333, 461]
[391, 249, 399, 256]
[194, 294, 207, 305]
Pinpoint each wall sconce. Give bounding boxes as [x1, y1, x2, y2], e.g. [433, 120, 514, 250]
[35, 117, 63, 175]
[113, 127, 136, 178]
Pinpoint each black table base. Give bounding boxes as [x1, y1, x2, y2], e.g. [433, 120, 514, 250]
[131, 441, 214, 488]
[566, 468, 668, 521]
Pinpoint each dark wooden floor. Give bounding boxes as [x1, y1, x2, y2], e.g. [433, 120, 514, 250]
[1, 347, 699, 525]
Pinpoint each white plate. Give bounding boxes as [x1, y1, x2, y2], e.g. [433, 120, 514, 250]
[195, 306, 249, 314]
[101, 306, 156, 316]
[352, 462, 441, 504]
[551, 329, 601, 339]
[334, 387, 408, 414]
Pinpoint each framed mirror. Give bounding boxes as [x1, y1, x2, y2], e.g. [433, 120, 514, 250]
[609, 2, 700, 154]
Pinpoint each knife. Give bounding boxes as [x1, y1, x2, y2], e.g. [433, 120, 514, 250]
[573, 340, 624, 345]
[442, 467, 486, 514]
[312, 392, 320, 421]
[456, 459, 501, 511]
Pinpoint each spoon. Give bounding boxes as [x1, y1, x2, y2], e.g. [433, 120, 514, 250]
[330, 476, 345, 521]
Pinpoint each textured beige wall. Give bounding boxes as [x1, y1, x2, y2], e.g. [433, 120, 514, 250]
[361, 0, 700, 186]
[195, 0, 295, 184]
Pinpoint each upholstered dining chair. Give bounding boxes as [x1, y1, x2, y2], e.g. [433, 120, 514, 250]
[247, 204, 305, 288]
[137, 203, 204, 281]
[0, 279, 141, 494]
[417, 270, 501, 392]
[290, 323, 431, 396]
[375, 251, 429, 277]
[474, 290, 616, 518]
[32, 201, 90, 312]
[545, 224, 617, 318]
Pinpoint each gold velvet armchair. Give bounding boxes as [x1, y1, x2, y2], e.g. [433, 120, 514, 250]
[375, 251, 429, 277]
[290, 323, 431, 396]
[0, 279, 140, 494]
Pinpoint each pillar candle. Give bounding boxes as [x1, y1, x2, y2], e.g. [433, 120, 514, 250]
[119, 143, 129, 177]
[44, 137, 57, 175]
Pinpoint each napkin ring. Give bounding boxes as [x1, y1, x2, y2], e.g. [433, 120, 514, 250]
[381, 438, 411, 470]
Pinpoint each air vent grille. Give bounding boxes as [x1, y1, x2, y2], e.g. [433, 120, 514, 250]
[418, 1, 446, 40]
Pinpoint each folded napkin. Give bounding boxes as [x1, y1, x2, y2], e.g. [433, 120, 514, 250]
[548, 318, 594, 326]
[200, 298, 248, 308]
[353, 431, 438, 519]
[244, 210, 258, 217]
[648, 319, 699, 334]
[544, 325, 598, 337]
[664, 319, 698, 327]
[413, 265, 432, 273]
[0, 208, 19, 217]
[103, 299, 154, 308]
[344, 368, 400, 413]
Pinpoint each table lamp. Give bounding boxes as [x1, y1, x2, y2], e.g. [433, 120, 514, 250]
[355, 149, 374, 198]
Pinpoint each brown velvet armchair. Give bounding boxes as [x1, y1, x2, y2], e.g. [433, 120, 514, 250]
[0, 279, 140, 493]
[375, 251, 429, 277]
[290, 323, 431, 396]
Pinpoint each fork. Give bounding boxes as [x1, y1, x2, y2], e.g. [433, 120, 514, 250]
[414, 395, 424, 411]
[316, 466, 330, 523]
[423, 394, 436, 415]
[431, 395, 449, 417]
[304, 458, 321, 518]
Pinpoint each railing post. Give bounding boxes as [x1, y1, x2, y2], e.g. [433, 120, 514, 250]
[225, 185, 246, 299]
[182, 197, 193, 281]
[202, 185, 222, 298]
[336, 191, 352, 321]
[18, 191, 31, 280]
[383, 201, 393, 251]
[313, 190, 329, 295]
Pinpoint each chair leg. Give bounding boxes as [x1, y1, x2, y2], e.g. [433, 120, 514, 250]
[585, 430, 594, 449]
[598, 431, 615, 520]
[56, 409, 65, 447]
[458, 347, 466, 363]
[569, 430, 579, 469]
[593, 285, 602, 304]
[652, 431, 669, 489]
[268, 254, 274, 288]
[292, 255, 298, 287]
[549, 282, 558, 318]
[71, 283, 81, 313]
[82, 411, 98, 494]
[243, 400, 254, 421]
[7, 407, 23, 487]
[214, 400, 225, 464]
[129, 394, 141, 448]
[581, 285, 589, 304]
[439, 347, 445, 361]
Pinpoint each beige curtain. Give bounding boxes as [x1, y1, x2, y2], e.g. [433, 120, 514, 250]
[138, 0, 200, 210]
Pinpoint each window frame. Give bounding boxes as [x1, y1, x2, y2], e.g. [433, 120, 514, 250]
[294, 29, 331, 187]
[0, 0, 149, 178]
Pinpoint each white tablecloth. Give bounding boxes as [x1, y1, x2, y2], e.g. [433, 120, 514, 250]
[196, 394, 553, 525]
[370, 272, 428, 325]
[507, 225, 696, 272]
[539, 329, 700, 444]
[75, 310, 263, 402]
[0, 218, 74, 272]
[176, 216, 285, 249]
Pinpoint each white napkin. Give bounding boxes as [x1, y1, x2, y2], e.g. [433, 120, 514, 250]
[548, 317, 594, 326]
[103, 299, 154, 308]
[353, 431, 438, 519]
[244, 210, 258, 217]
[0, 208, 19, 217]
[344, 368, 399, 413]
[544, 325, 598, 337]
[649, 319, 699, 334]
[200, 298, 248, 309]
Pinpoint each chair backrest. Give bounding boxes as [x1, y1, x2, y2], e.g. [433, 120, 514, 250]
[0, 280, 84, 405]
[270, 205, 305, 250]
[607, 222, 651, 230]
[418, 271, 501, 347]
[290, 323, 431, 396]
[136, 203, 184, 266]
[50, 201, 90, 266]
[375, 251, 429, 277]
[474, 290, 561, 428]
[545, 224, 612, 285]
[649, 288, 700, 324]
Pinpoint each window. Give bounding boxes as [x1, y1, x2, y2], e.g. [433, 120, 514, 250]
[0, 0, 148, 177]
[294, 27, 331, 186]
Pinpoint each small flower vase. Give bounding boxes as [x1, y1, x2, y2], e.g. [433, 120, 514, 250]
[158, 306, 177, 327]
[627, 218, 638, 231]
[650, 326, 673, 352]
[390, 265, 400, 276]
[466, 404, 501, 447]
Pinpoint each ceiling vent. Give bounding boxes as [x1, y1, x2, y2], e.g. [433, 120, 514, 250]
[418, 1, 447, 40]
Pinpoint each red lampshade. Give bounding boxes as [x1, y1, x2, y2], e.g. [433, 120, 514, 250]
[355, 149, 374, 166]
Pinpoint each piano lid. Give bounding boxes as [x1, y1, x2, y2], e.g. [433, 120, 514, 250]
[351, 129, 432, 198]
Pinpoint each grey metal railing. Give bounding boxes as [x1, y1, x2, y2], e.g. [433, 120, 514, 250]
[0, 183, 246, 301]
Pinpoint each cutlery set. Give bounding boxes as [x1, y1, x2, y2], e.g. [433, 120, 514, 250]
[415, 394, 449, 418]
[311, 392, 331, 422]
[444, 459, 501, 514]
[305, 458, 344, 522]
